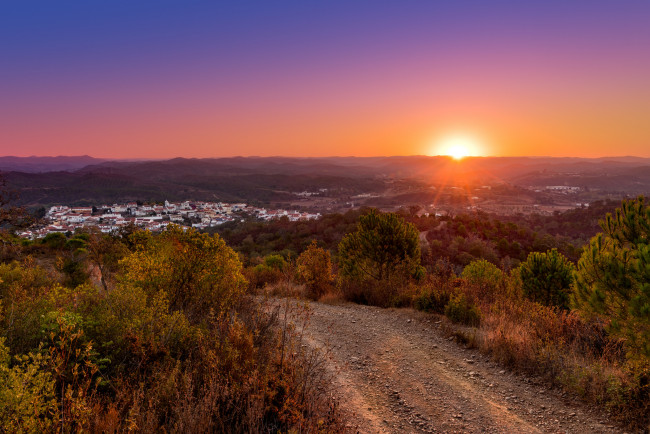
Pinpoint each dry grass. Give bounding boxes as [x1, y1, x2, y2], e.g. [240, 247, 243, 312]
[433, 277, 649, 429]
[318, 290, 346, 305]
[263, 280, 307, 298]
[79, 296, 347, 432]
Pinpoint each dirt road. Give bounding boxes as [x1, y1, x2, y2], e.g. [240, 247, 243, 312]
[290, 300, 624, 433]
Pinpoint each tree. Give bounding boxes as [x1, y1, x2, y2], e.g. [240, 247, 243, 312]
[519, 248, 574, 309]
[573, 197, 650, 357]
[296, 240, 333, 299]
[338, 209, 422, 284]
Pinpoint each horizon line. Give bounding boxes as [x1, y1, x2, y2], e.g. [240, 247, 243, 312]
[2, 154, 650, 161]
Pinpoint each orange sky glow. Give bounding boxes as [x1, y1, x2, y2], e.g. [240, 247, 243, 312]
[2, 2, 649, 159]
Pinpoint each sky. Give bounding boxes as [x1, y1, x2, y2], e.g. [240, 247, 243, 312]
[1, 1, 649, 159]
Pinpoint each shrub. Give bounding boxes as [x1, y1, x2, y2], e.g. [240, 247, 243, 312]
[339, 279, 383, 306]
[57, 255, 90, 288]
[0, 261, 54, 354]
[245, 254, 290, 291]
[42, 232, 67, 250]
[445, 293, 481, 326]
[263, 254, 287, 271]
[0, 338, 57, 432]
[47, 314, 99, 430]
[462, 259, 503, 286]
[246, 264, 284, 290]
[461, 259, 503, 303]
[338, 209, 422, 283]
[390, 283, 418, 308]
[414, 278, 454, 314]
[119, 225, 247, 320]
[296, 240, 333, 299]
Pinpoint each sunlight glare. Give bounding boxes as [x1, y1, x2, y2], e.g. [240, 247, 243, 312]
[433, 134, 484, 160]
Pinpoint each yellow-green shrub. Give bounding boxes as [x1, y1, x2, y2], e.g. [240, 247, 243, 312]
[119, 225, 247, 320]
[461, 259, 503, 303]
[0, 338, 57, 432]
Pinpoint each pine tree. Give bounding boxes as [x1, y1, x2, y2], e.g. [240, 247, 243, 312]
[519, 249, 575, 309]
[338, 209, 422, 284]
[573, 196, 650, 358]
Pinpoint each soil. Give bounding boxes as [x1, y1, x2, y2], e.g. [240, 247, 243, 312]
[288, 299, 627, 433]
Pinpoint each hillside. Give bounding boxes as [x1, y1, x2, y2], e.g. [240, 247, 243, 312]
[3, 156, 650, 208]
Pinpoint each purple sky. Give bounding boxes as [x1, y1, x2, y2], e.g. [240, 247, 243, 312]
[2, 1, 649, 158]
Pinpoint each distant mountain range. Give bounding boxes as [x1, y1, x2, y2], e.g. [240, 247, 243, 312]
[2, 155, 650, 207]
[0, 155, 109, 173]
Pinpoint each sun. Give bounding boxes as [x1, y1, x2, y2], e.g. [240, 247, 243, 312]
[433, 134, 484, 160]
[447, 144, 470, 160]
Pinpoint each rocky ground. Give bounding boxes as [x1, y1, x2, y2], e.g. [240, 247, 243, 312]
[284, 299, 627, 433]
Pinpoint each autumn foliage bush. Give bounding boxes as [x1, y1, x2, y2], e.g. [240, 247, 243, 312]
[0, 225, 343, 431]
[296, 240, 333, 299]
[244, 254, 289, 291]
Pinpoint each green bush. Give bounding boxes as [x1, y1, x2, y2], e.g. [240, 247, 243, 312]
[444, 293, 481, 326]
[42, 232, 66, 250]
[244, 254, 290, 290]
[263, 254, 287, 271]
[338, 209, 421, 283]
[461, 259, 503, 303]
[57, 256, 90, 288]
[414, 280, 453, 314]
[462, 259, 503, 286]
[0, 262, 54, 354]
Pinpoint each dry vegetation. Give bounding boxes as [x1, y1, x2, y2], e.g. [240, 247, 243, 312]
[2, 192, 650, 431]
[414, 274, 648, 429]
[0, 227, 344, 432]
[256, 203, 650, 430]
